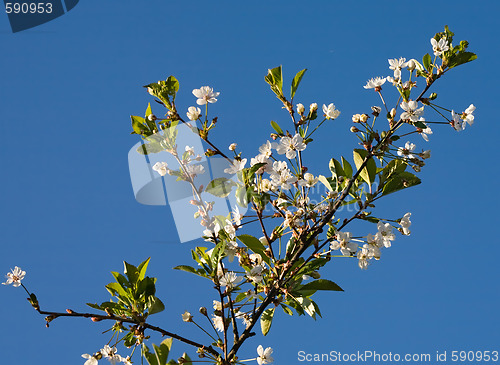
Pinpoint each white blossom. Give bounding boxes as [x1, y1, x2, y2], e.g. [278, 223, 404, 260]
[225, 240, 239, 262]
[152, 162, 169, 177]
[421, 150, 431, 159]
[464, 104, 476, 125]
[247, 265, 264, 283]
[270, 169, 298, 190]
[186, 106, 201, 121]
[418, 118, 433, 141]
[363, 76, 386, 90]
[388, 58, 407, 78]
[330, 231, 358, 256]
[276, 134, 306, 159]
[101, 345, 121, 365]
[229, 143, 237, 151]
[2, 266, 26, 287]
[219, 272, 242, 288]
[192, 86, 220, 105]
[184, 164, 205, 178]
[397, 142, 416, 160]
[400, 100, 424, 122]
[400, 213, 412, 235]
[82, 354, 98, 365]
[451, 110, 465, 131]
[212, 314, 225, 332]
[431, 37, 449, 56]
[257, 345, 274, 365]
[375, 222, 396, 248]
[322, 103, 341, 119]
[298, 173, 319, 188]
[224, 159, 247, 174]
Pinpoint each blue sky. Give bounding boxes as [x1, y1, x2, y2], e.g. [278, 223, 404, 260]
[1, 1, 498, 364]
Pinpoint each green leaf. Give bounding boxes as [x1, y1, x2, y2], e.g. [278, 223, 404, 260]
[447, 52, 477, 69]
[181, 353, 192, 365]
[329, 158, 345, 178]
[270, 120, 284, 135]
[210, 240, 225, 270]
[341, 157, 353, 178]
[138, 258, 151, 281]
[237, 234, 269, 264]
[261, 307, 275, 336]
[291, 68, 307, 100]
[205, 178, 237, 198]
[124, 261, 139, 284]
[300, 279, 344, 292]
[235, 186, 250, 207]
[318, 175, 333, 192]
[423, 53, 432, 72]
[145, 103, 152, 117]
[353, 149, 376, 186]
[131, 115, 149, 135]
[148, 297, 165, 315]
[173, 265, 209, 279]
[296, 297, 316, 318]
[281, 304, 293, 316]
[265, 66, 283, 97]
[106, 282, 128, 298]
[111, 271, 130, 290]
[382, 171, 421, 196]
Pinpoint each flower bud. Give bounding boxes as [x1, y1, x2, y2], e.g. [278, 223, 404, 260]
[182, 311, 193, 322]
[350, 126, 359, 133]
[270, 133, 278, 140]
[228, 143, 237, 151]
[407, 59, 416, 71]
[148, 114, 157, 122]
[390, 108, 397, 118]
[199, 307, 208, 316]
[309, 103, 318, 112]
[296, 103, 305, 115]
[360, 114, 369, 123]
[352, 114, 361, 123]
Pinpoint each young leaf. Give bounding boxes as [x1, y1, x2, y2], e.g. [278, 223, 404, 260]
[447, 52, 477, 69]
[138, 258, 151, 281]
[382, 171, 421, 196]
[341, 156, 353, 178]
[205, 178, 237, 198]
[291, 68, 307, 100]
[261, 307, 275, 336]
[124, 261, 140, 284]
[423, 53, 432, 72]
[270, 120, 284, 135]
[318, 175, 333, 192]
[237, 234, 270, 264]
[329, 158, 345, 178]
[353, 149, 376, 186]
[300, 279, 344, 292]
[148, 297, 165, 315]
